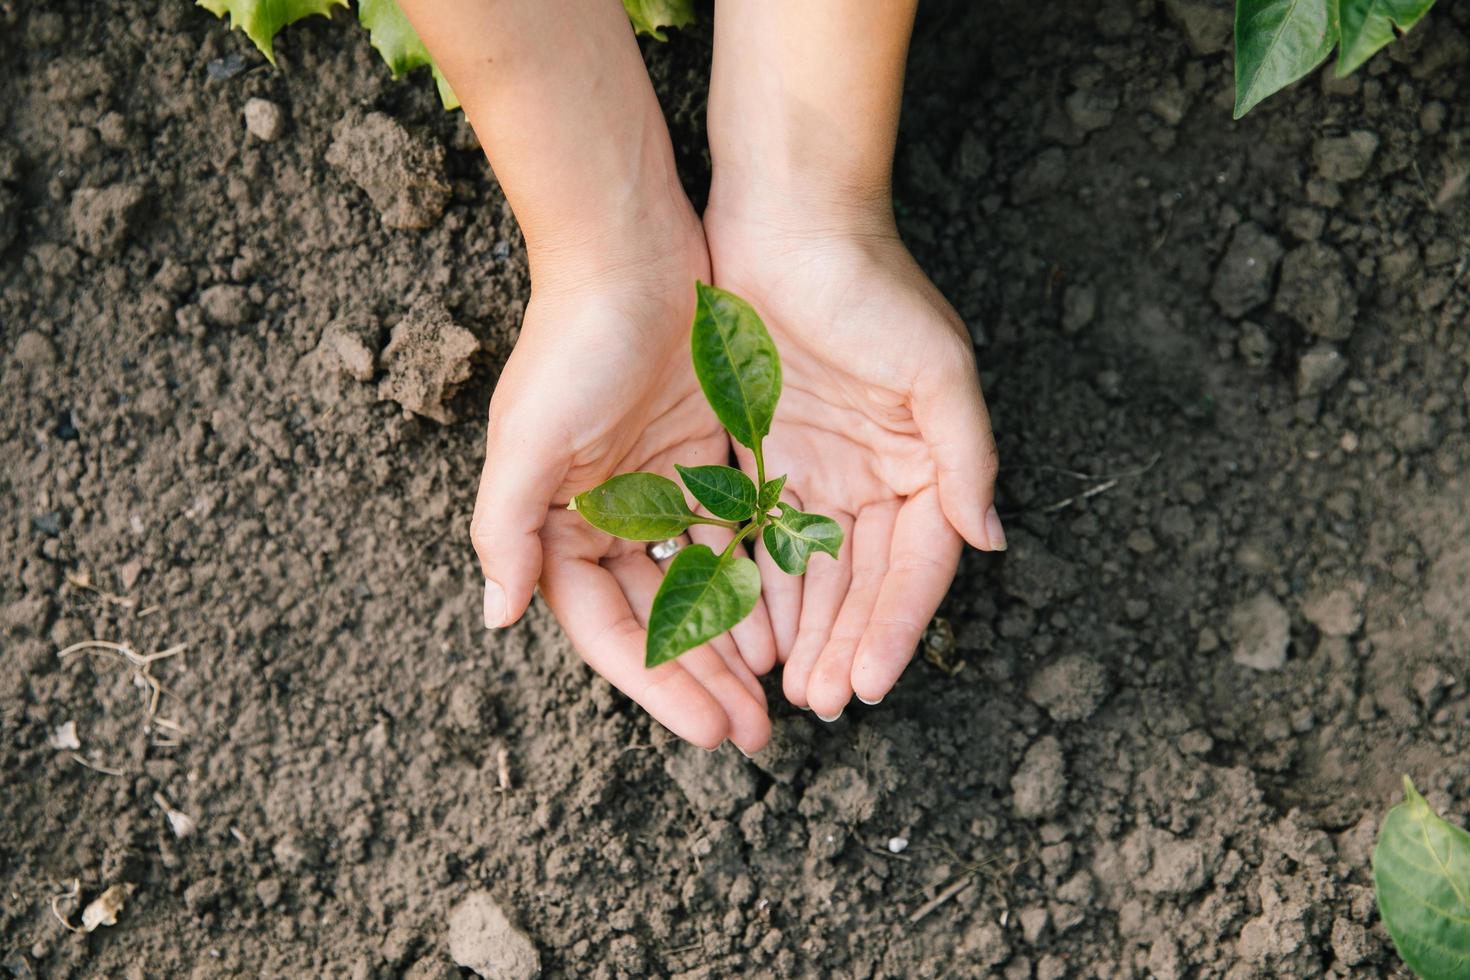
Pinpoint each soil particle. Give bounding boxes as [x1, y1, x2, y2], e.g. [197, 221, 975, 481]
[797, 765, 876, 824]
[1312, 130, 1379, 182]
[746, 716, 809, 784]
[1060, 283, 1096, 334]
[244, 97, 285, 142]
[663, 744, 757, 818]
[1025, 654, 1110, 722]
[447, 891, 541, 980]
[197, 283, 254, 329]
[68, 183, 145, 257]
[1130, 827, 1216, 896]
[325, 111, 451, 230]
[1301, 587, 1362, 637]
[1161, 0, 1233, 55]
[378, 299, 479, 424]
[1011, 736, 1066, 820]
[1003, 532, 1082, 609]
[11, 331, 57, 371]
[319, 312, 382, 383]
[1274, 242, 1357, 340]
[1296, 343, 1347, 397]
[1011, 147, 1067, 204]
[1229, 592, 1290, 671]
[183, 876, 226, 916]
[1210, 221, 1283, 318]
[0, 188, 17, 253]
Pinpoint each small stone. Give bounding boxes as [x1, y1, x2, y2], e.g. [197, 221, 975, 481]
[1011, 736, 1066, 820]
[1019, 907, 1049, 945]
[69, 183, 145, 257]
[1229, 592, 1290, 671]
[244, 98, 285, 142]
[198, 283, 254, 329]
[1296, 344, 1347, 397]
[1301, 587, 1361, 637]
[447, 891, 541, 980]
[1275, 243, 1357, 340]
[326, 111, 450, 230]
[1061, 283, 1096, 334]
[1313, 131, 1379, 182]
[1025, 654, 1111, 723]
[254, 879, 282, 908]
[887, 836, 908, 854]
[1064, 88, 1118, 133]
[13, 331, 57, 370]
[1211, 222, 1283, 318]
[320, 313, 380, 383]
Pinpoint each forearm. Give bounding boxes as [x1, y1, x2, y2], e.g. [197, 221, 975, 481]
[398, 0, 694, 284]
[707, 0, 918, 235]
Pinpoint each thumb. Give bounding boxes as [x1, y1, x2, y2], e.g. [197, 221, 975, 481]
[470, 422, 567, 629]
[913, 360, 1004, 552]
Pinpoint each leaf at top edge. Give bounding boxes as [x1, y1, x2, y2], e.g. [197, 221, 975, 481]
[196, 0, 347, 66]
[1372, 775, 1470, 980]
[1232, 0, 1338, 119]
[1337, 0, 1437, 76]
[646, 545, 760, 666]
[758, 475, 787, 514]
[622, 0, 695, 41]
[691, 282, 782, 452]
[762, 503, 843, 575]
[356, 0, 460, 110]
[675, 464, 757, 522]
[570, 472, 698, 541]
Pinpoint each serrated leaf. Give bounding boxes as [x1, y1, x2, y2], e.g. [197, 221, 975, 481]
[1373, 775, 1470, 980]
[356, 0, 459, 110]
[691, 282, 781, 452]
[622, 0, 695, 41]
[647, 545, 760, 666]
[675, 464, 756, 522]
[196, 0, 347, 66]
[758, 475, 787, 513]
[571, 473, 697, 541]
[1337, 0, 1436, 75]
[1233, 0, 1337, 119]
[762, 503, 843, 575]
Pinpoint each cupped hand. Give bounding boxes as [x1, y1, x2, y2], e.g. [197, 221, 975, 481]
[705, 218, 1003, 719]
[471, 224, 777, 754]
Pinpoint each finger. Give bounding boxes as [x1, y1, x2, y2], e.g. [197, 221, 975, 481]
[807, 502, 899, 720]
[780, 508, 855, 710]
[851, 488, 963, 704]
[913, 354, 1004, 552]
[540, 544, 728, 749]
[470, 412, 569, 629]
[608, 551, 771, 755]
[754, 486, 804, 663]
[689, 523, 777, 677]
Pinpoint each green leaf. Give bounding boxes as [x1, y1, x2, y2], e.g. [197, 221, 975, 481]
[646, 545, 760, 666]
[622, 0, 695, 40]
[758, 475, 787, 513]
[196, 0, 347, 65]
[675, 465, 756, 522]
[1233, 0, 1337, 119]
[570, 473, 697, 541]
[762, 503, 843, 575]
[1337, 0, 1436, 75]
[1373, 775, 1470, 980]
[356, 0, 459, 110]
[691, 282, 782, 452]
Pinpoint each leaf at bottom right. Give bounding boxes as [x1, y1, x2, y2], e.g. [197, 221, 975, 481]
[1373, 775, 1470, 980]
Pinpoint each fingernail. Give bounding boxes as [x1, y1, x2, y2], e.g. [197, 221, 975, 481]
[815, 709, 843, 723]
[857, 695, 883, 706]
[482, 579, 507, 629]
[985, 505, 1008, 551]
[737, 746, 755, 759]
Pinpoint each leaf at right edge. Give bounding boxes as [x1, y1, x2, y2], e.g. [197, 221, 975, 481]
[571, 472, 698, 541]
[357, 0, 460, 110]
[1372, 775, 1470, 980]
[646, 546, 760, 667]
[622, 0, 695, 40]
[691, 282, 782, 451]
[675, 464, 756, 522]
[758, 475, 787, 513]
[196, 0, 346, 66]
[1233, 0, 1337, 118]
[1337, 0, 1437, 76]
[762, 503, 844, 575]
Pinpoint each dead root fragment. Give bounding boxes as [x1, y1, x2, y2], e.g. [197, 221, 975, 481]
[56, 640, 190, 754]
[49, 881, 135, 934]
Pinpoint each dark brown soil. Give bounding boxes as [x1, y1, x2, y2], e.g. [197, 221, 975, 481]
[3, 1, 1469, 977]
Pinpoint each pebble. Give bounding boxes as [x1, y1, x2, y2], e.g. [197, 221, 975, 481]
[244, 98, 285, 142]
[447, 891, 541, 980]
[1296, 344, 1347, 397]
[1229, 592, 1290, 671]
[12, 331, 57, 370]
[1211, 222, 1283, 318]
[887, 836, 908, 854]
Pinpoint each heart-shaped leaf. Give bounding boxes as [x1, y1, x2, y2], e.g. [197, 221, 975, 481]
[1233, 0, 1337, 119]
[646, 545, 760, 666]
[691, 282, 781, 451]
[758, 475, 787, 513]
[1337, 0, 1436, 76]
[1373, 775, 1470, 980]
[571, 473, 697, 541]
[675, 464, 756, 522]
[762, 503, 843, 575]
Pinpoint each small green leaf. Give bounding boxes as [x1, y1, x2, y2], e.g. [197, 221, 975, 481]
[357, 0, 459, 110]
[1337, 0, 1436, 75]
[762, 503, 843, 575]
[1232, 0, 1337, 118]
[646, 545, 760, 666]
[196, 0, 347, 65]
[622, 0, 694, 40]
[1373, 775, 1470, 980]
[675, 465, 756, 522]
[691, 283, 782, 452]
[571, 473, 697, 541]
[758, 475, 787, 513]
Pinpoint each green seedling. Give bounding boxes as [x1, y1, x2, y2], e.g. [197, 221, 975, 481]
[1373, 775, 1470, 980]
[570, 283, 842, 667]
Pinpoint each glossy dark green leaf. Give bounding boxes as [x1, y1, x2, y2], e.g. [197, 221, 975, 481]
[1337, 0, 1436, 75]
[1233, 0, 1337, 119]
[646, 545, 760, 666]
[691, 282, 781, 451]
[675, 464, 756, 522]
[1373, 775, 1470, 980]
[758, 475, 787, 513]
[570, 472, 697, 541]
[762, 503, 843, 575]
